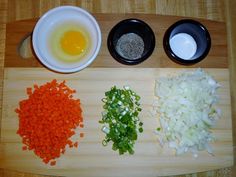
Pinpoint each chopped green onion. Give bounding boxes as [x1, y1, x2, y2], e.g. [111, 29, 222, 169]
[99, 86, 143, 155]
[139, 127, 143, 133]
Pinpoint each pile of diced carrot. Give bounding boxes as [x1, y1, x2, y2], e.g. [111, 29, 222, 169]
[15, 79, 84, 166]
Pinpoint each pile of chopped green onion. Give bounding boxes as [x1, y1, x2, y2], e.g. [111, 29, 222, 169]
[99, 86, 143, 155]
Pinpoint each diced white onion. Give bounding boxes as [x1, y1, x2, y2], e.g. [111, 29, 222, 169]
[102, 126, 110, 134]
[153, 69, 220, 156]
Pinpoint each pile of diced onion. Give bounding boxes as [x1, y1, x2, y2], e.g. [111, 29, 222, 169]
[153, 69, 221, 157]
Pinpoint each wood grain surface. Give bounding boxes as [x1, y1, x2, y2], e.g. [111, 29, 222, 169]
[4, 15, 228, 68]
[0, 0, 235, 177]
[1, 68, 233, 177]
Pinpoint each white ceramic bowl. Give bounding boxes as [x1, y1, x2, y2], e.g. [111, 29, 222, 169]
[32, 6, 101, 73]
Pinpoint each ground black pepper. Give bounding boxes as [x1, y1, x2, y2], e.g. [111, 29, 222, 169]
[115, 33, 144, 60]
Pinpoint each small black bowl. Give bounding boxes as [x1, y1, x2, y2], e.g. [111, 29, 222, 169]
[107, 18, 155, 65]
[163, 19, 211, 65]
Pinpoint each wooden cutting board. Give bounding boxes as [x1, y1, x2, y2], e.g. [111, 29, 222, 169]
[0, 13, 233, 177]
[0, 68, 233, 177]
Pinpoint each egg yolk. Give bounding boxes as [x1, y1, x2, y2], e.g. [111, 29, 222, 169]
[60, 30, 86, 56]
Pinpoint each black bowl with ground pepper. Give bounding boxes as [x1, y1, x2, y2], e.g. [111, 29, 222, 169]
[107, 19, 155, 65]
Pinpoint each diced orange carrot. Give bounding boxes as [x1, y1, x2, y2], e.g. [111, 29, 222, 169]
[74, 142, 79, 148]
[50, 161, 56, 166]
[22, 146, 27, 151]
[80, 133, 84, 138]
[15, 80, 84, 165]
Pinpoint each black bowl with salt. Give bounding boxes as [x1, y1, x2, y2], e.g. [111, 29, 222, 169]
[163, 19, 211, 65]
[107, 19, 155, 65]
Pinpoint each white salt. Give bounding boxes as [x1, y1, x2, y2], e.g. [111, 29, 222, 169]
[170, 33, 197, 60]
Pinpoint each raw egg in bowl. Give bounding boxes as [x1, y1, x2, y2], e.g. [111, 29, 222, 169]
[32, 6, 101, 73]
